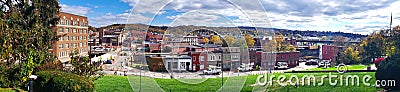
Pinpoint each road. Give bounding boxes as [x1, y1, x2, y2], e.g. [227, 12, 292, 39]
[99, 50, 318, 78]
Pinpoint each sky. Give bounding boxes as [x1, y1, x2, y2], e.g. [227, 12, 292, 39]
[60, 0, 400, 35]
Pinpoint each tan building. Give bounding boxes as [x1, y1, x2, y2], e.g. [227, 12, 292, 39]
[52, 12, 89, 63]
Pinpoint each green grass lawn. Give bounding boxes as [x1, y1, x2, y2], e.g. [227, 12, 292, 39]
[250, 72, 380, 92]
[94, 75, 133, 92]
[0, 88, 25, 92]
[95, 72, 381, 92]
[308, 65, 368, 70]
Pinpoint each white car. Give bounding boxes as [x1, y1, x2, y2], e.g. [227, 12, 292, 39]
[319, 60, 331, 67]
[275, 62, 288, 69]
[237, 64, 253, 72]
[203, 66, 222, 75]
[318, 61, 325, 67]
[324, 60, 331, 67]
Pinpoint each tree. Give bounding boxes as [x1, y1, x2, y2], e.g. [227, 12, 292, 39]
[263, 40, 277, 52]
[332, 36, 348, 46]
[204, 38, 210, 44]
[283, 44, 296, 52]
[376, 53, 400, 90]
[359, 32, 386, 64]
[223, 35, 236, 46]
[67, 50, 103, 80]
[264, 34, 296, 52]
[0, 0, 60, 87]
[245, 34, 255, 47]
[343, 45, 360, 64]
[211, 35, 221, 44]
[321, 36, 328, 40]
[375, 26, 400, 91]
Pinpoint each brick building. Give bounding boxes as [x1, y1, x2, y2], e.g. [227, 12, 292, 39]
[256, 51, 300, 69]
[320, 45, 339, 62]
[53, 12, 89, 63]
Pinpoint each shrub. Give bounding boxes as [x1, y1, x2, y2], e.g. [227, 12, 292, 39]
[34, 71, 93, 92]
[375, 53, 400, 91]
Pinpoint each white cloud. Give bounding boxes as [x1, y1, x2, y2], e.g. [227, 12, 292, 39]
[88, 0, 400, 35]
[60, 4, 91, 16]
[89, 13, 151, 27]
[122, 0, 170, 14]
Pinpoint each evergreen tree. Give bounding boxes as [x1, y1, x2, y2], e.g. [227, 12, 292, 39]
[0, 0, 60, 87]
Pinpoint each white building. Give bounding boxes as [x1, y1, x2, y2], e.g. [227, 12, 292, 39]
[164, 55, 192, 71]
[183, 36, 198, 45]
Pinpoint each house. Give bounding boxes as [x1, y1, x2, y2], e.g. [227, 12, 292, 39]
[164, 55, 192, 72]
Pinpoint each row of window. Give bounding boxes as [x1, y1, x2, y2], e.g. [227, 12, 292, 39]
[58, 42, 88, 49]
[197, 55, 239, 61]
[59, 28, 88, 34]
[58, 48, 88, 58]
[59, 36, 88, 41]
[59, 19, 88, 27]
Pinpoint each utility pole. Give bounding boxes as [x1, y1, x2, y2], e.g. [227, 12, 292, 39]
[220, 49, 224, 92]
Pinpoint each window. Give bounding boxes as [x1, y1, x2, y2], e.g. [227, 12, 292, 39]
[65, 44, 69, 48]
[200, 56, 204, 61]
[65, 36, 68, 41]
[66, 20, 69, 25]
[73, 29, 76, 33]
[59, 44, 63, 49]
[80, 29, 82, 33]
[65, 28, 69, 33]
[80, 36, 82, 40]
[83, 30, 86, 33]
[59, 28, 63, 33]
[218, 55, 221, 60]
[80, 43, 82, 47]
[59, 36, 63, 41]
[210, 55, 215, 61]
[193, 57, 196, 61]
[73, 36, 76, 40]
[60, 19, 64, 25]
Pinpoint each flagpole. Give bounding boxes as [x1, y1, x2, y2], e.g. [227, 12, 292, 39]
[390, 12, 392, 32]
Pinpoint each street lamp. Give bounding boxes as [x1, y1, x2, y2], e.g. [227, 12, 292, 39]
[28, 75, 38, 92]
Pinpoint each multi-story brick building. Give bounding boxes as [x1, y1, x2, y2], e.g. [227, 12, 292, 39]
[53, 12, 89, 63]
[320, 45, 339, 63]
[256, 51, 300, 69]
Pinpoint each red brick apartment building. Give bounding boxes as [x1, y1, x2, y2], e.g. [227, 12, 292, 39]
[52, 12, 89, 63]
[256, 51, 300, 69]
[320, 45, 339, 62]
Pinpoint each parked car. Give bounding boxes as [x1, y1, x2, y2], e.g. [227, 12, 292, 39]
[237, 64, 253, 72]
[325, 60, 331, 66]
[203, 66, 222, 75]
[104, 60, 113, 64]
[306, 59, 319, 65]
[93, 46, 105, 52]
[275, 62, 288, 69]
[318, 61, 325, 67]
[318, 60, 331, 67]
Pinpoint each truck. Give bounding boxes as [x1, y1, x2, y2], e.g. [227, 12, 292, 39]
[203, 65, 222, 75]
